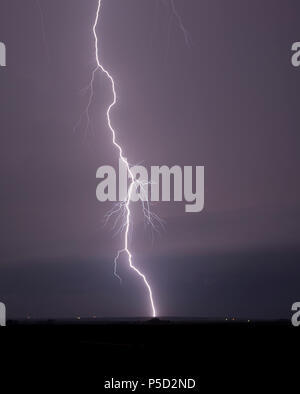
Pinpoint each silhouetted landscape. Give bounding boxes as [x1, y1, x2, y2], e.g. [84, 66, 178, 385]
[4, 316, 295, 378]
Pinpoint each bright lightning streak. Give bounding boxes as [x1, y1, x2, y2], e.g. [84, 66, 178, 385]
[91, 0, 156, 317]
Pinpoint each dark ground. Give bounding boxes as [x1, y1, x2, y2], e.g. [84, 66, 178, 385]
[1, 319, 297, 391]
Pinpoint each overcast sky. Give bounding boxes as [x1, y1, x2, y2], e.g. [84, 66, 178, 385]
[0, 0, 299, 319]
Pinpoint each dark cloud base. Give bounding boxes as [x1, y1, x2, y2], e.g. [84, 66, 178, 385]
[1, 247, 298, 320]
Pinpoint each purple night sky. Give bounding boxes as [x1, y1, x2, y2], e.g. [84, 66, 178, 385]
[0, 0, 299, 319]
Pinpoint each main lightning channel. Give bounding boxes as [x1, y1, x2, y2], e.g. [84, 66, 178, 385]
[92, 0, 156, 317]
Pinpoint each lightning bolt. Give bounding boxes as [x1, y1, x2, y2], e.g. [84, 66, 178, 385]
[90, 0, 156, 317]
